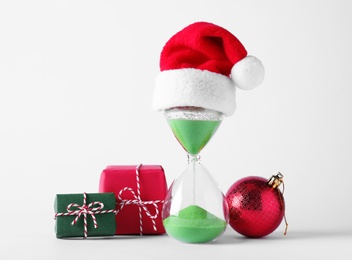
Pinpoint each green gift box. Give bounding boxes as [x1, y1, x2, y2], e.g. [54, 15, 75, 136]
[54, 192, 116, 238]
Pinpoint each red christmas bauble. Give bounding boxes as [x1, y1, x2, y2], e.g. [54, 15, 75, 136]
[225, 174, 286, 238]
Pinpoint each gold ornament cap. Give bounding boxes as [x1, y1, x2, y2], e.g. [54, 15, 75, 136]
[268, 172, 284, 189]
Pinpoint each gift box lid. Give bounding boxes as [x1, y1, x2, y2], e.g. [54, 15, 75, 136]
[99, 165, 167, 201]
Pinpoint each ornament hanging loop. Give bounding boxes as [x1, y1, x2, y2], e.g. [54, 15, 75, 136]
[268, 172, 288, 236]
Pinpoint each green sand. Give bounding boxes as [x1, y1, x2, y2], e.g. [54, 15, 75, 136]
[163, 205, 227, 243]
[167, 119, 221, 155]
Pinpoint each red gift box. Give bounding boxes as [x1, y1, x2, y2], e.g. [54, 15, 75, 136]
[99, 164, 167, 235]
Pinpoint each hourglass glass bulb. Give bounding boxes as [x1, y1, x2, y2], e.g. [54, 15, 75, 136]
[162, 153, 228, 243]
[164, 107, 223, 155]
[161, 107, 228, 243]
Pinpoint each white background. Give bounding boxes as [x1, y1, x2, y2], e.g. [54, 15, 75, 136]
[1, 0, 352, 259]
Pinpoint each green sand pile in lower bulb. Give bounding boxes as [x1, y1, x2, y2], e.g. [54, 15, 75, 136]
[163, 205, 227, 243]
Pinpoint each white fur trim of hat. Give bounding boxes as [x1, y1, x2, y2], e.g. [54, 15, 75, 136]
[152, 56, 264, 116]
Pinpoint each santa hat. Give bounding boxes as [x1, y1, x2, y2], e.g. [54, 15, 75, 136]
[152, 21, 265, 116]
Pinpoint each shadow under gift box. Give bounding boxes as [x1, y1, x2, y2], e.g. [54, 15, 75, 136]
[54, 193, 116, 238]
[99, 165, 167, 235]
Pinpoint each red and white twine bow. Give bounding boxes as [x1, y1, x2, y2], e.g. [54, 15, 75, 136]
[115, 164, 164, 235]
[54, 192, 115, 238]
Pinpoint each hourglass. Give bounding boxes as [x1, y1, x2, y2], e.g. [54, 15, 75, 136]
[161, 106, 228, 243]
[152, 21, 265, 243]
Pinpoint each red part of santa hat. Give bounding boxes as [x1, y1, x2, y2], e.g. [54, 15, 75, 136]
[152, 21, 265, 116]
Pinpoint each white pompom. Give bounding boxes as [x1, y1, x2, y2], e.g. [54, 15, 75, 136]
[231, 55, 265, 90]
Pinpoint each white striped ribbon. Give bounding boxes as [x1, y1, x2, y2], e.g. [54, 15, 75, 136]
[115, 164, 164, 235]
